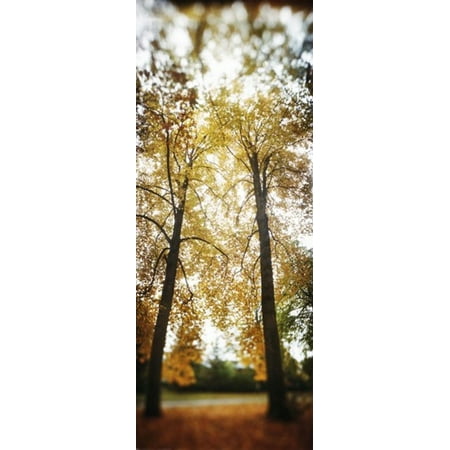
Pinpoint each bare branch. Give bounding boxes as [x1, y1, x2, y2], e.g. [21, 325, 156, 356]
[172, 147, 181, 172]
[195, 164, 221, 175]
[136, 214, 171, 244]
[136, 185, 172, 206]
[235, 189, 255, 225]
[272, 184, 298, 190]
[262, 153, 273, 202]
[180, 236, 228, 260]
[160, 209, 174, 233]
[223, 177, 253, 198]
[189, 178, 224, 203]
[240, 225, 258, 270]
[177, 258, 194, 304]
[137, 247, 170, 299]
[251, 254, 261, 289]
[153, 185, 170, 194]
[190, 186, 209, 221]
[145, 107, 167, 123]
[164, 129, 177, 213]
[268, 226, 297, 266]
[225, 144, 251, 172]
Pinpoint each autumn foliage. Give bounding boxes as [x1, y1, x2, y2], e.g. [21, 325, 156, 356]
[136, 403, 312, 450]
[136, 0, 313, 420]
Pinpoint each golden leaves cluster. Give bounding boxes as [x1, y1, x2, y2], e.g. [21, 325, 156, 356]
[163, 303, 204, 386]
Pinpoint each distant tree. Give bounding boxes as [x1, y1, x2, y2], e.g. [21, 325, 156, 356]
[188, 359, 258, 392]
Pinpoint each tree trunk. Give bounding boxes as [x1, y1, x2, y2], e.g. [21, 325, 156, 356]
[144, 204, 185, 417]
[250, 154, 291, 420]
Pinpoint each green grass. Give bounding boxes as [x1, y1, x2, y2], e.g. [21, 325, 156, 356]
[137, 389, 266, 405]
[161, 389, 266, 401]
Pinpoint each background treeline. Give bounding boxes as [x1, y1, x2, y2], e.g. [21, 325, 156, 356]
[137, 354, 312, 394]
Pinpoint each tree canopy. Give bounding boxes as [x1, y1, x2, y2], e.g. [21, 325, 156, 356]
[136, 0, 313, 419]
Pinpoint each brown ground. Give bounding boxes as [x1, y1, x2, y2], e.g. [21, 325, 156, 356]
[136, 403, 312, 450]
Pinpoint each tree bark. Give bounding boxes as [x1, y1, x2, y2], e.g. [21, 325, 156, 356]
[144, 185, 187, 417]
[249, 153, 291, 420]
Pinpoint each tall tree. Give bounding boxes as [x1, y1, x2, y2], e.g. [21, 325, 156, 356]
[136, 52, 227, 416]
[210, 81, 312, 419]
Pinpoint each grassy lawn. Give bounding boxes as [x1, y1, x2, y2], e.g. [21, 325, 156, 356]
[137, 389, 267, 406]
[137, 389, 312, 406]
[161, 389, 266, 401]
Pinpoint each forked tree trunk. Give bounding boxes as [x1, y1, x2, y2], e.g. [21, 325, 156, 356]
[250, 153, 291, 420]
[144, 204, 185, 417]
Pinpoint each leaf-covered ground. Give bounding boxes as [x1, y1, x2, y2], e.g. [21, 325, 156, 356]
[136, 403, 312, 450]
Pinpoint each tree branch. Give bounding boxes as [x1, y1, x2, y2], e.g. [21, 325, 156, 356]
[268, 226, 297, 267]
[136, 185, 172, 206]
[262, 153, 273, 205]
[136, 214, 171, 244]
[180, 236, 228, 260]
[251, 254, 261, 291]
[222, 177, 252, 199]
[137, 247, 170, 298]
[235, 189, 255, 225]
[165, 129, 177, 213]
[240, 226, 258, 271]
[225, 144, 251, 173]
[190, 186, 209, 221]
[177, 258, 194, 304]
